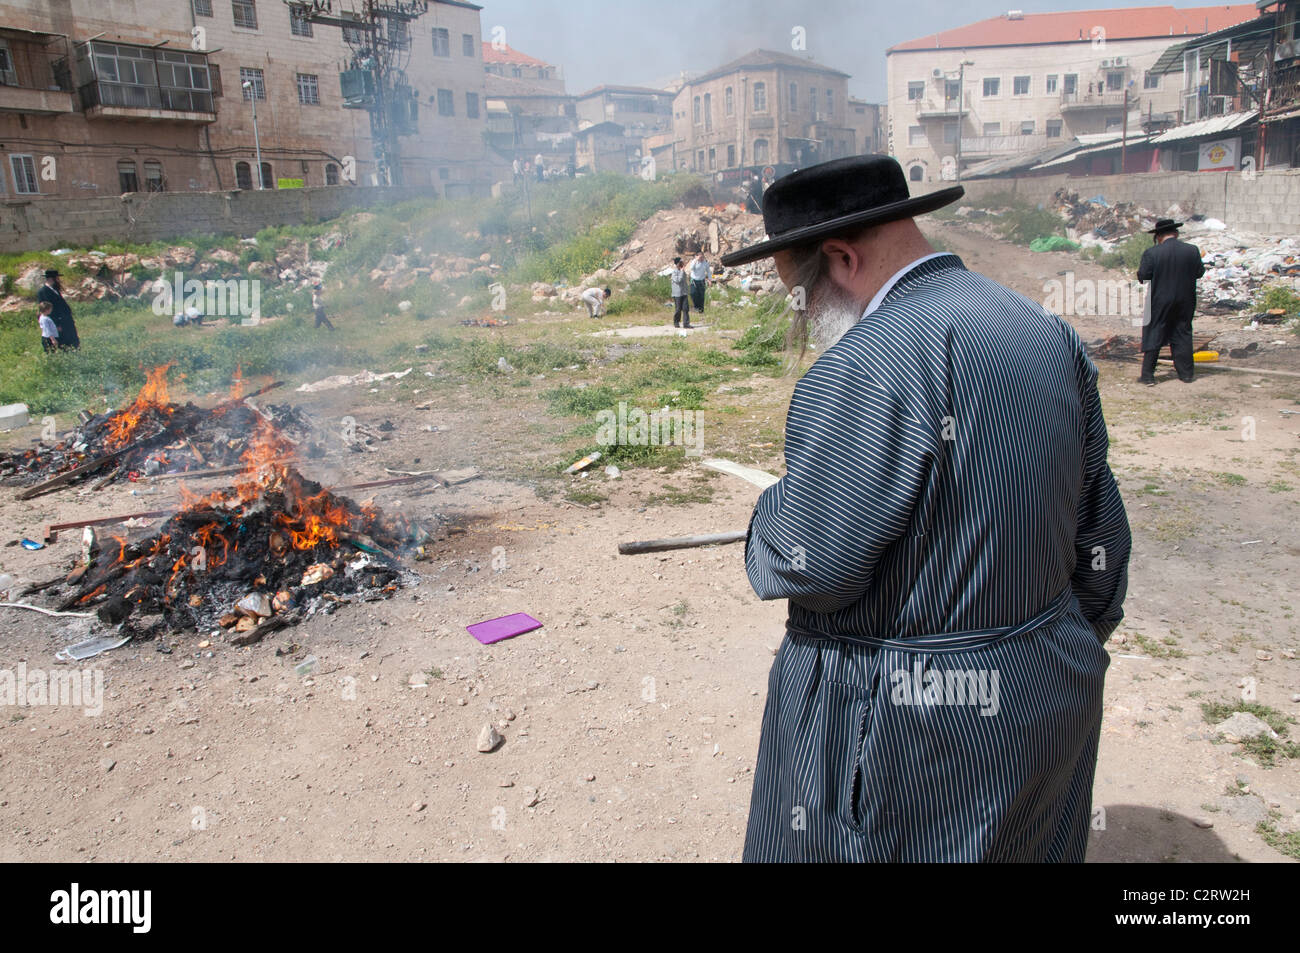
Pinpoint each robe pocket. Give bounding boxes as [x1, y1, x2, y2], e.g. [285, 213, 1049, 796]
[821, 680, 875, 835]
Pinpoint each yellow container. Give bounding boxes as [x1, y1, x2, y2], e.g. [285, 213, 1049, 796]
[1193, 350, 1219, 363]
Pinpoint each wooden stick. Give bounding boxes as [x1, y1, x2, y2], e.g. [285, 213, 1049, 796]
[43, 508, 173, 543]
[618, 530, 747, 555]
[17, 447, 131, 500]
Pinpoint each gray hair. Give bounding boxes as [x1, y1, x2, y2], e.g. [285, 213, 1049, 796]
[776, 242, 833, 369]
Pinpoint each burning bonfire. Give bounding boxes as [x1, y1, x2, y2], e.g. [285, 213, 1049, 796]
[49, 419, 423, 641]
[0, 363, 318, 494]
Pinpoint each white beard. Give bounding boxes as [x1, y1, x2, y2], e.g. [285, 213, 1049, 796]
[810, 283, 867, 350]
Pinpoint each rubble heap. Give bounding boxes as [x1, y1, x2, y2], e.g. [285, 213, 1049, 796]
[48, 420, 420, 639]
[0, 364, 319, 491]
[1051, 189, 1156, 239]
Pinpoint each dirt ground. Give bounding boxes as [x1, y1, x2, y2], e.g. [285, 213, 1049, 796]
[1, 220, 1297, 862]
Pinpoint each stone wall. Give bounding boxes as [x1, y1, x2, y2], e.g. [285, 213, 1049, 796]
[0, 186, 438, 253]
[915, 169, 1300, 236]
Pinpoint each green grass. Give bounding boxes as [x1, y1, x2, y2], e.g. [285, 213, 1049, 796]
[1084, 233, 1152, 271]
[1257, 820, 1300, 859]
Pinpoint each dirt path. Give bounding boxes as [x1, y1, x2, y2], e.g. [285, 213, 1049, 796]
[1, 225, 1297, 862]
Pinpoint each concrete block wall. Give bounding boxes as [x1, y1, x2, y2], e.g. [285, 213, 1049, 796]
[0, 185, 439, 254]
[914, 169, 1300, 237]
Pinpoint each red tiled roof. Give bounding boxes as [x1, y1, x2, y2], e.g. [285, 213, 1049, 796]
[482, 42, 551, 67]
[889, 4, 1259, 52]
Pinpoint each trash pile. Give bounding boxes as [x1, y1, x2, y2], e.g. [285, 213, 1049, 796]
[1051, 189, 1156, 240]
[45, 420, 422, 640]
[0, 364, 319, 494]
[1190, 231, 1300, 314]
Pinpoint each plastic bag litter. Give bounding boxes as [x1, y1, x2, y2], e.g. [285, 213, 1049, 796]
[1029, 236, 1082, 252]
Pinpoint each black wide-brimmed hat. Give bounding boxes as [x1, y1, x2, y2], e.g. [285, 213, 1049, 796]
[720, 155, 964, 266]
[43, 269, 60, 278]
[1147, 218, 1183, 234]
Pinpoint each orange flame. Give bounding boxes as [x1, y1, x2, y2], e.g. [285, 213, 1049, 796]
[105, 363, 177, 450]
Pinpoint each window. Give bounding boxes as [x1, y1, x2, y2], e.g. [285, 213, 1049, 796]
[909, 165, 924, 182]
[342, 23, 365, 44]
[703, 92, 711, 130]
[431, 28, 449, 56]
[696, 150, 704, 169]
[438, 167, 449, 180]
[982, 77, 999, 96]
[1144, 71, 1160, 90]
[386, 20, 409, 50]
[1020, 120, 1035, 135]
[708, 147, 716, 170]
[463, 33, 475, 57]
[1013, 75, 1030, 95]
[259, 161, 272, 188]
[466, 91, 479, 118]
[240, 67, 265, 100]
[1046, 119, 1062, 138]
[9, 154, 38, 194]
[290, 11, 312, 37]
[1064, 73, 1077, 95]
[192, 0, 213, 15]
[436, 88, 454, 116]
[753, 82, 766, 111]
[143, 160, 164, 192]
[809, 86, 817, 117]
[118, 159, 139, 193]
[296, 72, 319, 105]
[727, 144, 735, 167]
[209, 63, 222, 97]
[325, 162, 339, 185]
[693, 95, 700, 124]
[1104, 115, 1123, 131]
[907, 81, 924, 100]
[511, 66, 521, 78]
[231, 0, 257, 30]
[908, 124, 925, 145]
[943, 121, 958, 144]
[753, 138, 769, 163]
[1046, 74, 1058, 94]
[235, 161, 252, 190]
[0, 41, 16, 85]
[983, 122, 1001, 135]
[724, 86, 733, 115]
[789, 82, 797, 111]
[825, 88, 833, 115]
[1106, 71, 1123, 91]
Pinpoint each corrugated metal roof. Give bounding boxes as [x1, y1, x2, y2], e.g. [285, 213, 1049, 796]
[1149, 14, 1274, 73]
[889, 5, 1258, 53]
[1030, 134, 1153, 170]
[964, 141, 1084, 178]
[1149, 110, 1255, 142]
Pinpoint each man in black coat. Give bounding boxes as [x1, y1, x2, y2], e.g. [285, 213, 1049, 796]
[35, 269, 80, 350]
[1136, 218, 1203, 385]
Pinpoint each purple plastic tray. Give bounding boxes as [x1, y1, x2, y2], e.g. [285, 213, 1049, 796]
[466, 612, 543, 644]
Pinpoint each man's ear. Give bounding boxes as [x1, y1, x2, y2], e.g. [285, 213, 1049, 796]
[820, 238, 861, 289]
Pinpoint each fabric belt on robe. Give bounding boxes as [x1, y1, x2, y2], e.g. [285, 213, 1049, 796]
[784, 587, 1074, 655]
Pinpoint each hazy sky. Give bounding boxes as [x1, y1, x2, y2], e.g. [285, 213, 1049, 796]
[475, 0, 1228, 100]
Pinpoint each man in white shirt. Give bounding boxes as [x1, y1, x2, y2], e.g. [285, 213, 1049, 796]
[689, 250, 711, 313]
[580, 286, 610, 318]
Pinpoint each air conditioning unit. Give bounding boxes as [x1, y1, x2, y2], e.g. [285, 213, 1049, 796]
[1113, 56, 1127, 67]
[1100, 58, 1113, 68]
[933, 68, 943, 77]
[1276, 40, 1297, 60]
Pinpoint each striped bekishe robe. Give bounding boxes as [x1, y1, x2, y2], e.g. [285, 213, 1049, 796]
[743, 254, 1130, 862]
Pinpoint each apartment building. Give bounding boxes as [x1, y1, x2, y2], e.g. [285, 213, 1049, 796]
[886, 4, 1258, 183]
[847, 97, 886, 154]
[482, 40, 564, 92]
[670, 49, 857, 175]
[0, 0, 493, 200]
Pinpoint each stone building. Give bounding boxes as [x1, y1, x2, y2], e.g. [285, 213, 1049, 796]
[0, 0, 494, 200]
[886, 4, 1258, 183]
[670, 49, 857, 175]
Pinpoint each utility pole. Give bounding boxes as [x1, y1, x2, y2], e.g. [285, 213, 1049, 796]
[955, 59, 973, 182]
[1120, 85, 1129, 172]
[243, 79, 265, 188]
[285, 1, 428, 186]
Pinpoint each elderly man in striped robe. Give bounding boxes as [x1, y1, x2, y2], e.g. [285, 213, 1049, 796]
[721, 156, 1130, 862]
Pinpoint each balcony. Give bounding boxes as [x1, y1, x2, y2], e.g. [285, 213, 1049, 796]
[1060, 89, 1132, 111]
[75, 41, 216, 124]
[915, 96, 965, 119]
[80, 79, 216, 123]
[0, 29, 75, 114]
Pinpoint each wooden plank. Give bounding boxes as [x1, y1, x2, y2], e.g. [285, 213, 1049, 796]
[618, 530, 747, 555]
[17, 446, 131, 500]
